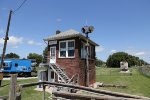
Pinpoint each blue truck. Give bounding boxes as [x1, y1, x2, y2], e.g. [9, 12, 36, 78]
[0, 59, 37, 76]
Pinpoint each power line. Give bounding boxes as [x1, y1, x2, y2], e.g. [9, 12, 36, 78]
[13, 0, 27, 13]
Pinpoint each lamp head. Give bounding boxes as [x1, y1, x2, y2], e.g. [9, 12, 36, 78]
[81, 26, 94, 34]
[89, 26, 94, 33]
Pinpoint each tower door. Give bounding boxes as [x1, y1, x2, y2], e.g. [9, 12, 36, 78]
[48, 68, 55, 82]
[50, 46, 56, 63]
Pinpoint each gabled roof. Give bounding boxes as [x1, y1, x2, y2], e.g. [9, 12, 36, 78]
[44, 29, 99, 46]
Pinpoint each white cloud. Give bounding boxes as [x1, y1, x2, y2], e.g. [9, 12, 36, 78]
[27, 40, 35, 45]
[8, 36, 23, 45]
[96, 46, 104, 53]
[134, 52, 145, 56]
[110, 50, 117, 53]
[27, 40, 43, 46]
[125, 48, 146, 56]
[0, 36, 23, 45]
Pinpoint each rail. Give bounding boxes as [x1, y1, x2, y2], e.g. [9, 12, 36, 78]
[18, 81, 150, 100]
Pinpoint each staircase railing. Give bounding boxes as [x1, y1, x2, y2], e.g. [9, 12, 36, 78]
[49, 63, 70, 83]
[67, 74, 79, 85]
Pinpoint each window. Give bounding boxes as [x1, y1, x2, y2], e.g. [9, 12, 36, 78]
[68, 41, 75, 57]
[15, 63, 18, 67]
[3, 63, 8, 67]
[81, 41, 95, 59]
[60, 42, 66, 57]
[59, 40, 75, 58]
[51, 71, 54, 79]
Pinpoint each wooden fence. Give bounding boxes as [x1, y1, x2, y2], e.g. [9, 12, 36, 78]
[1, 74, 150, 100]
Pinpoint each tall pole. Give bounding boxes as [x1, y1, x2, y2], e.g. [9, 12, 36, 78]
[81, 26, 94, 87]
[0, 10, 12, 69]
[85, 33, 89, 87]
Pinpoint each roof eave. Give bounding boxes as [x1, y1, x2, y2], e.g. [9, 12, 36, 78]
[43, 34, 99, 46]
[78, 34, 99, 46]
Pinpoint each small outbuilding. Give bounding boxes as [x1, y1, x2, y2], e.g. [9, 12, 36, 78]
[43, 29, 99, 86]
[120, 61, 129, 71]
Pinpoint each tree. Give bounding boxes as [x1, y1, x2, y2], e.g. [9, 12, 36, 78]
[27, 53, 42, 65]
[106, 52, 148, 67]
[43, 46, 48, 63]
[96, 57, 105, 67]
[5, 52, 20, 59]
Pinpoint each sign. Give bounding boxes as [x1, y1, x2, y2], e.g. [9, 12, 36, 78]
[49, 41, 57, 45]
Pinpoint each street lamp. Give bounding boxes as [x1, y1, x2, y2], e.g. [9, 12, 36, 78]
[81, 26, 94, 87]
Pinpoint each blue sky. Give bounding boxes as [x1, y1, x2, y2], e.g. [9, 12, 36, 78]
[0, 0, 150, 63]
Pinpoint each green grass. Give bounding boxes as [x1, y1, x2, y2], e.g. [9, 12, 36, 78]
[0, 78, 51, 100]
[1, 67, 150, 99]
[96, 67, 150, 97]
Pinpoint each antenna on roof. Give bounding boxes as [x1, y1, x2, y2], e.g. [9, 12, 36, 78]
[85, 18, 88, 26]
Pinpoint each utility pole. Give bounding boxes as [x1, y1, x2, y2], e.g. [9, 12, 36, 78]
[81, 26, 94, 87]
[85, 34, 89, 87]
[0, 10, 12, 87]
[0, 10, 12, 69]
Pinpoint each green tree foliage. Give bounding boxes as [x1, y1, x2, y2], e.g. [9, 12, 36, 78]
[106, 52, 148, 67]
[43, 46, 48, 63]
[5, 52, 20, 59]
[96, 57, 105, 67]
[27, 53, 42, 65]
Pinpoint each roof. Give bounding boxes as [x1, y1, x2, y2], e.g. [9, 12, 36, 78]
[44, 29, 99, 46]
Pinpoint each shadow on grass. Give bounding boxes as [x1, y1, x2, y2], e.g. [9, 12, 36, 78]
[0, 83, 10, 88]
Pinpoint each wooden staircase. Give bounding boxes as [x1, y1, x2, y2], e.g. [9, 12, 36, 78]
[49, 63, 70, 83]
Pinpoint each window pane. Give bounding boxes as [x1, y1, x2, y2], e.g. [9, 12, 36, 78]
[60, 42, 66, 48]
[68, 41, 74, 48]
[68, 50, 74, 57]
[68, 47, 74, 50]
[60, 51, 66, 57]
[50, 48, 55, 57]
[51, 71, 54, 79]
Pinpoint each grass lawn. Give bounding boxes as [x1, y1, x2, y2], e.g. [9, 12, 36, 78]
[0, 67, 150, 99]
[0, 78, 51, 100]
[96, 67, 150, 97]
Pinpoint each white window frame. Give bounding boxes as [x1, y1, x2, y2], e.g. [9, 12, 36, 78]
[59, 40, 75, 58]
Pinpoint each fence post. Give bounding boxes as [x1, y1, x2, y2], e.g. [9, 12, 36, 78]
[9, 74, 17, 100]
[42, 84, 45, 100]
[16, 92, 21, 100]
